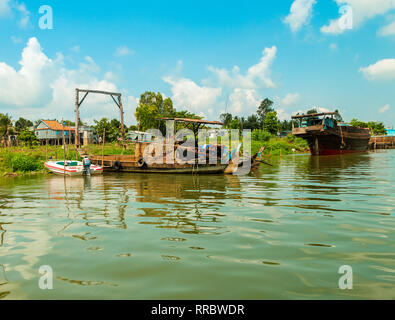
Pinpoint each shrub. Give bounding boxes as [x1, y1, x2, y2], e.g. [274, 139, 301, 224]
[252, 129, 272, 142]
[9, 154, 42, 172]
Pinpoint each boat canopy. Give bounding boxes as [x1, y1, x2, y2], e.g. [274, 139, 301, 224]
[292, 112, 337, 119]
[157, 118, 223, 126]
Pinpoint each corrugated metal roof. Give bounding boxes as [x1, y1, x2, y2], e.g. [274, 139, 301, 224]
[36, 120, 74, 131]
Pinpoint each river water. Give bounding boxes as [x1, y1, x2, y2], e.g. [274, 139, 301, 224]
[0, 150, 394, 300]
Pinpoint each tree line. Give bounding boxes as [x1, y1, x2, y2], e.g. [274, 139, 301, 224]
[1, 92, 389, 147]
[220, 98, 292, 134]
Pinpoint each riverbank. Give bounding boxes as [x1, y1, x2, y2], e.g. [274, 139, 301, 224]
[0, 143, 133, 177]
[0, 135, 308, 177]
[251, 134, 309, 156]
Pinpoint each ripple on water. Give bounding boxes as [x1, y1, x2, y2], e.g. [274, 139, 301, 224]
[0, 151, 394, 299]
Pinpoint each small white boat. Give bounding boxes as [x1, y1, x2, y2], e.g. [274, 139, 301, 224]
[44, 160, 103, 176]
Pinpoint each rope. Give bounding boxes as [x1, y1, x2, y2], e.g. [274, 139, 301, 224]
[339, 124, 345, 147]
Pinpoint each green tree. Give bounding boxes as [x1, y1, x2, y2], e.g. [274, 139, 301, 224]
[229, 118, 241, 130]
[257, 98, 274, 127]
[244, 114, 260, 130]
[306, 108, 318, 115]
[264, 111, 279, 135]
[93, 118, 112, 142]
[18, 130, 39, 147]
[279, 120, 293, 132]
[350, 119, 387, 135]
[220, 113, 233, 129]
[15, 117, 33, 132]
[135, 91, 176, 133]
[367, 121, 387, 135]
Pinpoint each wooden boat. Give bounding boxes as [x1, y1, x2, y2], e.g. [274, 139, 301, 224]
[292, 112, 371, 156]
[87, 118, 263, 175]
[44, 160, 103, 176]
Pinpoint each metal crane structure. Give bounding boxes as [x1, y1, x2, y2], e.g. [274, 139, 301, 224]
[74, 88, 125, 148]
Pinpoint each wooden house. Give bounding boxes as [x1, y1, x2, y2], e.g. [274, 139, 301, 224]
[35, 120, 75, 145]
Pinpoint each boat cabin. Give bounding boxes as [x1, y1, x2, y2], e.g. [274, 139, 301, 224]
[292, 112, 339, 129]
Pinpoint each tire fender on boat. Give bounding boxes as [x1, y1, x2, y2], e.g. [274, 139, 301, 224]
[137, 157, 145, 168]
[113, 160, 122, 171]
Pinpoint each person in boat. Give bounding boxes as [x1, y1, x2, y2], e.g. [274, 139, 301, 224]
[82, 156, 91, 175]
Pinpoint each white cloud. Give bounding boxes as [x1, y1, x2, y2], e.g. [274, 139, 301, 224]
[15, 2, 29, 28]
[281, 93, 300, 107]
[11, 35, 22, 43]
[317, 107, 330, 113]
[163, 46, 279, 118]
[321, 0, 395, 35]
[359, 59, 395, 80]
[276, 109, 291, 121]
[228, 88, 262, 115]
[284, 0, 317, 32]
[379, 104, 390, 113]
[0, 0, 11, 17]
[70, 45, 80, 53]
[207, 46, 277, 89]
[0, 1, 30, 28]
[0, 37, 138, 125]
[0, 37, 53, 106]
[378, 20, 395, 36]
[163, 76, 222, 117]
[114, 45, 134, 57]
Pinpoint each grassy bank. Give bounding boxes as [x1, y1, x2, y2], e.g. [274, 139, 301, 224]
[0, 135, 308, 177]
[251, 134, 309, 156]
[0, 143, 134, 177]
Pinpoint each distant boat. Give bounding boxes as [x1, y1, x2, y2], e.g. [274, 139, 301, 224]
[292, 112, 371, 156]
[44, 160, 103, 176]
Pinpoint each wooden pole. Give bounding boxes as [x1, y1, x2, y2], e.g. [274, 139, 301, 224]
[75, 89, 80, 148]
[45, 131, 48, 161]
[55, 138, 58, 160]
[68, 127, 71, 159]
[102, 127, 106, 168]
[62, 119, 66, 176]
[118, 95, 126, 150]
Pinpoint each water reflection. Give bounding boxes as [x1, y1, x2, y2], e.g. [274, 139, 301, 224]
[0, 150, 394, 299]
[131, 174, 241, 235]
[43, 173, 243, 238]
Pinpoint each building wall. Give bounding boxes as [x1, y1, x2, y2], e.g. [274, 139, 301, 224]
[387, 129, 395, 136]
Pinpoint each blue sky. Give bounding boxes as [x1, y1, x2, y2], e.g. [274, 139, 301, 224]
[0, 0, 394, 127]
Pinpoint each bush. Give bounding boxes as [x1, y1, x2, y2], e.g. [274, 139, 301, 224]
[9, 154, 42, 172]
[252, 129, 272, 142]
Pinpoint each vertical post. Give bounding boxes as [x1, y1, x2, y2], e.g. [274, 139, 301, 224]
[102, 127, 106, 168]
[75, 89, 80, 148]
[118, 95, 125, 149]
[45, 131, 48, 161]
[62, 119, 66, 176]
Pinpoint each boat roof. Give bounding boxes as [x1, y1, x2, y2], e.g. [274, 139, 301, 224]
[292, 112, 337, 119]
[158, 117, 223, 126]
